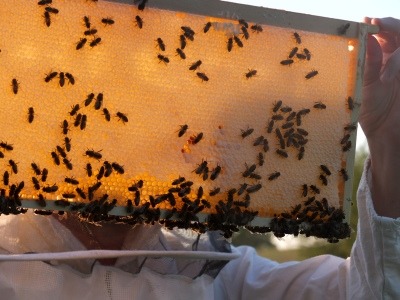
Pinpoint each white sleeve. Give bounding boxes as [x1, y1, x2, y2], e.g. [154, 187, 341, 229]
[215, 157, 400, 300]
[348, 157, 400, 299]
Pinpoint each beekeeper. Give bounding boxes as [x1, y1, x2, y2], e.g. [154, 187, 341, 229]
[0, 17, 398, 300]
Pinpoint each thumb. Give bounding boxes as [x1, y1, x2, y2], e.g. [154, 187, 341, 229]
[363, 34, 383, 86]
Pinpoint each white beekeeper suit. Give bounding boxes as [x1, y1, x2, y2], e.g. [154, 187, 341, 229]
[0, 158, 398, 300]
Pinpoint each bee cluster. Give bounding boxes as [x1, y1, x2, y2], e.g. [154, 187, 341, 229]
[76, 14, 115, 50]
[38, 0, 59, 27]
[0, 0, 359, 242]
[280, 32, 318, 80]
[173, 97, 353, 240]
[246, 165, 351, 243]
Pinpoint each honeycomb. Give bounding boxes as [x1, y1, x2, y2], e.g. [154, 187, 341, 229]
[0, 0, 376, 240]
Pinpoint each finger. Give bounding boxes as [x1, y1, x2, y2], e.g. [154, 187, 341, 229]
[371, 18, 400, 53]
[375, 32, 398, 53]
[380, 47, 400, 83]
[372, 17, 400, 34]
[363, 17, 372, 24]
[363, 35, 383, 86]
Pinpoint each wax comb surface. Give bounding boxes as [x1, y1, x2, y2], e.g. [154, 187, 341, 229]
[0, 0, 375, 240]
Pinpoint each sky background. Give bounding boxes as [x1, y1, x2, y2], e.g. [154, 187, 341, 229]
[224, 0, 400, 152]
[224, 0, 399, 22]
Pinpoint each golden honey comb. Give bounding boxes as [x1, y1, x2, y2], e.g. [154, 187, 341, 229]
[0, 0, 376, 240]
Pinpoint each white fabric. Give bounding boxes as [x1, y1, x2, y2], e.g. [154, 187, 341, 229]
[0, 262, 214, 300]
[0, 157, 398, 299]
[0, 250, 240, 262]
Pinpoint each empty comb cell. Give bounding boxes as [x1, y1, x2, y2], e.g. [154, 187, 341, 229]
[0, 0, 377, 241]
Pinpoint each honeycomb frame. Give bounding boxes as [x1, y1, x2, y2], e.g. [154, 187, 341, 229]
[0, 0, 378, 241]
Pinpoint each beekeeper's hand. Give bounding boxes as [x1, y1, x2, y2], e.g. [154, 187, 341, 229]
[360, 17, 400, 218]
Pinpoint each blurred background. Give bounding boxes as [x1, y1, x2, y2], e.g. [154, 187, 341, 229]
[227, 0, 397, 261]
